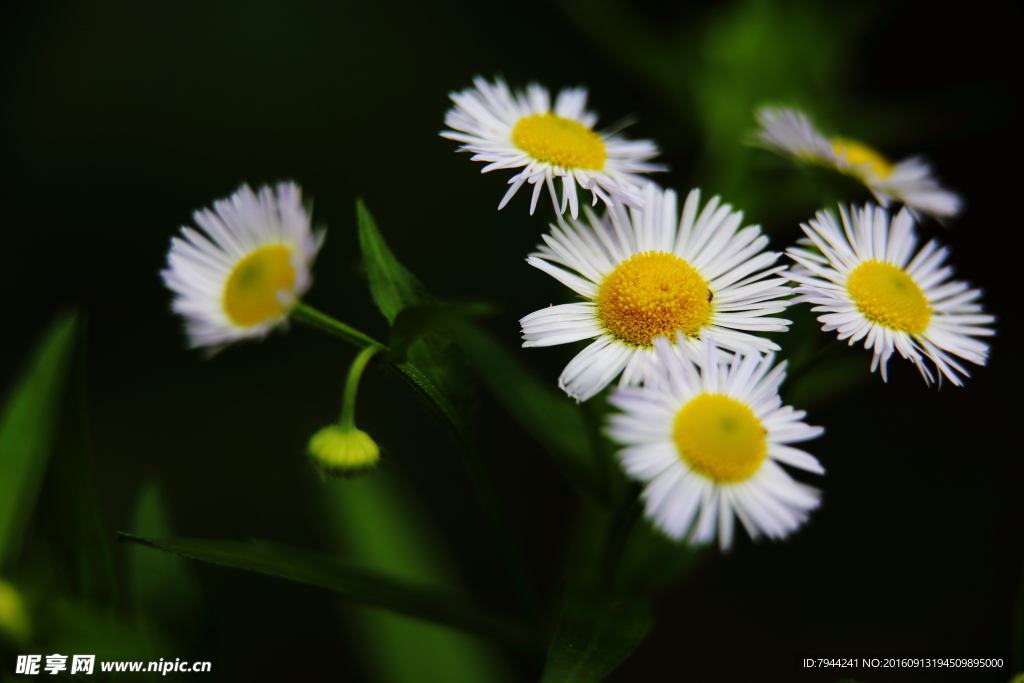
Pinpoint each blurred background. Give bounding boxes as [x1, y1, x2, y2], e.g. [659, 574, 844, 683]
[0, 0, 1019, 681]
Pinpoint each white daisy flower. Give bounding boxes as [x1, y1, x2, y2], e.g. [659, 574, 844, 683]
[520, 182, 793, 402]
[441, 76, 664, 218]
[162, 182, 324, 351]
[607, 335, 824, 550]
[754, 106, 962, 221]
[787, 203, 994, 385]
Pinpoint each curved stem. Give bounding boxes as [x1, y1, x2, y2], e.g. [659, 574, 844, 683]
[292, 302, 541, 638]
[339, 346, 381, 430]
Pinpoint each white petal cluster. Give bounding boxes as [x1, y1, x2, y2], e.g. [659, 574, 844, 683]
[607, 336, 824, 550]
[162, 183, 324, 351]
[521, 182, 792, 402]
[441, 77, 663, 218]
[755, 106, 962, 221]
[787, 204, 994, 385]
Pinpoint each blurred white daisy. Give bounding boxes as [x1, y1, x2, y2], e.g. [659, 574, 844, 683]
[754, 106, 962, 221]
[162, 182, 324, 351]
[521, 183, 792, 402]
[607, 336, 824, 550]
[787, 203, 994, 385]
[441, 76, 664, 218]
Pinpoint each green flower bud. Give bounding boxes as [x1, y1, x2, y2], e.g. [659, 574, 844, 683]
[0, 578, 30, 645]
[308, 425, 380, 478]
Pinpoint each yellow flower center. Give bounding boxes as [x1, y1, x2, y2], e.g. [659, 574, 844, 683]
[831, 138, 894, 179]
[847, 260, 931, 334]
[674, 394, 767, 483]
[511, 112, 607, 170]
[223, 245, 297, 327]
[597, 251, 711, 347]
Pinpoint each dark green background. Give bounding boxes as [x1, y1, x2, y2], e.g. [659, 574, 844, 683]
[1, 1, 1019, 681]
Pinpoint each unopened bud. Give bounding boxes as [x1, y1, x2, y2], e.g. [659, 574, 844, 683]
[308, 425, 380, 478]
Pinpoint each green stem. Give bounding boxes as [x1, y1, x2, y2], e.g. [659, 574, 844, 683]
[292, 303, 541, 639]
[339, 346, 381, 430]
[292, 303, 380, 349]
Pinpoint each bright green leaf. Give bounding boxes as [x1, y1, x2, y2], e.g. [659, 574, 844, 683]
[0, 312, 78, 574]
[540, 586, 652, 683]
[118, 533, 533, 652]
[456, 324, 604, 502]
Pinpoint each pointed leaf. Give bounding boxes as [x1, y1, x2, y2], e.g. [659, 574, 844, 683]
[456, 324, 605, 502]
[128, 481, 199, 628]
[540, 587, 652, 683]
[357, 199, 432, 324]
[118, 533, 533, 652]
[33, 319, 117, 606]
[357, 200, 474, 417]
[0, 312, 78, 573]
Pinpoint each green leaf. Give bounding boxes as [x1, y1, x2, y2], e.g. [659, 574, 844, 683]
[128, 480, 199, 629]
[32, 319, 117, 606]
[357, 199, 432, 325]
[118, 533, 533, 652]
[385, 302, 495, 365]
[357, 199, 474, 417]
[540, 586, 652, 683]
[0, 312, 78, 573]
[321, 470, 507, 683]
[456, 323, 605, 502]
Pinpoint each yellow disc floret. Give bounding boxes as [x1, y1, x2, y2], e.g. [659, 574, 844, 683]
[223, 245, 297, 327]
[512, 113, 607, 170]
[831, 138, 894, 179]
[597, 251, 711, 347]
[674, 394, 767, 483]
[847, 260, 931, 334]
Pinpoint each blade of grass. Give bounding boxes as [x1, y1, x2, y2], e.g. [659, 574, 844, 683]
[33, 319, 116, 606]
[0, 312, 78, 574]
[118, 533, 536, 653]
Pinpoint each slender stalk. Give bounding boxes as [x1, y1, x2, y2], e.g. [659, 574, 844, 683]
[292, 303, 381, 349]
[339, 345, 381, 429]
[291, 302, 541, 638]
